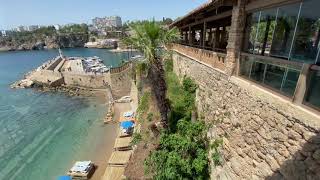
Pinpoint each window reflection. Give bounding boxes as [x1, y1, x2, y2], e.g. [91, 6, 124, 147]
[264, 65, 285, 90]
[305, 67, 320, 109]
[244, 12, 260, 53]
[250, 61, 265, 82]
[291, 0, 320, 63]
[281, 69, 300, 96]
[243, 1, 320, 64]
[254, 9, 277, 55]
[270, 3, 300, 59]
[239, 56, 301, 97]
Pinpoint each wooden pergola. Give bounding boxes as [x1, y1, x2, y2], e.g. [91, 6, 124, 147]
[171, 0, 234, 52]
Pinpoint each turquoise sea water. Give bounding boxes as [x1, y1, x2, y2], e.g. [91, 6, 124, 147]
[0, 48, 125, 180]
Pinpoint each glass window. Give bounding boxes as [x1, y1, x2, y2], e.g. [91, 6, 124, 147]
[250, 61, 265, 83]
[270, 3, 301, 59]
[281, 69, 300, 96]
[254, 9, 278, 55]
[264, 65, 286, 90]
[291, 0, 320, 63]
[304, 68, 320, 109]
[244, 12, 260, 53]
[239, 55, 301, 97]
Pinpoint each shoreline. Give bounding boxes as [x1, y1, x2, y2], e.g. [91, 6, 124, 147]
[1, 48, 132, 180]
[6, 49, 135, 179]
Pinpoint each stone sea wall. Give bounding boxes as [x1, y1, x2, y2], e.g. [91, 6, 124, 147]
[63, 73, 110, 89]
[172, 52, 320, 180]
[110, 64, 133, 98]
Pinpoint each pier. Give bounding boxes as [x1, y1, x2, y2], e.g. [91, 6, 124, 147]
[11, 53, 133, 98]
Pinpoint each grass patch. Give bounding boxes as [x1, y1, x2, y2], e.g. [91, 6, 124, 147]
[165, 67, 197, 131]
[137, 91, 151, 114]
[147, 112, 154, 122]
[131, 133, 143, 145]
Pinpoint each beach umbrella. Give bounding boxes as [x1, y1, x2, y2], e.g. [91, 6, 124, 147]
[120, 121, 134, 129]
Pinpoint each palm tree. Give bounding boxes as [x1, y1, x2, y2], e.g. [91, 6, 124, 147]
[125, 20, 179, 128]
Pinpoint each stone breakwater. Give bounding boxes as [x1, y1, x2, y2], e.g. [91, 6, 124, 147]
[172, 52, 320, 180]
[11, 56, 133, 99]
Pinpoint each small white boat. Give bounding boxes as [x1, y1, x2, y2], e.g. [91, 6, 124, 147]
[67, 161, 96, 180]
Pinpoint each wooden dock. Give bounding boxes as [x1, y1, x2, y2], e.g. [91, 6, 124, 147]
[108, 150, 133, 166]
[114, 137, 132, 150]
[102, 166, 125, 180]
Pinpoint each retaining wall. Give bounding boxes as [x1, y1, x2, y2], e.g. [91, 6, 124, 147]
[63, 73, 110, 89]
[172, 52, 320, 180]
[110, 64, 132, 98]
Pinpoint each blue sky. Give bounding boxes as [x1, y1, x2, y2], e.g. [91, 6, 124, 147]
[0, 0, 207, 30]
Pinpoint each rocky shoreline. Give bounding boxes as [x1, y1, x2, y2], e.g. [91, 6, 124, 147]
[11, 79, 104, 97]
[0, 34, 88, 52]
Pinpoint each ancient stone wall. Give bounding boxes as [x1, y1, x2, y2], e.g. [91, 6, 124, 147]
[46, 57, 62, 71]
[28, 70, 63, 84]
[110, 65, 132, 98]
[172, 52, 320, 180]
[63, 73, 110, 89]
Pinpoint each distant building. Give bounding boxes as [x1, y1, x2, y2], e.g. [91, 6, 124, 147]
[65, 23, 76, 27]
[92, 16, 122, 30]
[27, 25, 39, 31]
[53, 24, 61, 31]
[17, 26, 26, 32]
[1, 30, 6, 36]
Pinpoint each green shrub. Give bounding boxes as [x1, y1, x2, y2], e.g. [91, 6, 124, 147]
[131, 133, 142, 145]
[166, 71, 197, 131]
[137, 92, 151, 114]
[136, 61, 148, 76]
[145, 120, 209, 180]
[164, 59, 173, 72]
[147, 112, 154, 122]
[182, 77, 198, 94]
[211, 139, 223, 166]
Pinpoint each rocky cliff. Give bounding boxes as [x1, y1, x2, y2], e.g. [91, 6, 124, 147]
[0, 33, 89, 51]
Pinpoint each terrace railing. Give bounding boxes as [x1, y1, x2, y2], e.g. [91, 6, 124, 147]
[171, 43, 227, 72]
[110, 62, 132, 74]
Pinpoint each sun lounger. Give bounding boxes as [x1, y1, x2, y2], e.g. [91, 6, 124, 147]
[114, 137, 132, 151]
[108, 151, 132, 166]
[102, 166, 125, 180]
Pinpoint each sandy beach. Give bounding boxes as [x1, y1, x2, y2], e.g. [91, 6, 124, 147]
[89, 82, 137, 180]
[89, 102, 132, 180]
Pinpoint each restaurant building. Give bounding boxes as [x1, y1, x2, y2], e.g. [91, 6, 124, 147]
[171, 0, 320, 179]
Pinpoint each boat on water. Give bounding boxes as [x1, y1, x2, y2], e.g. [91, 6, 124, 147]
[66, 161, 96, 180]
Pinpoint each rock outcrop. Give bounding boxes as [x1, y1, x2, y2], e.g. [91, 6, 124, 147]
[0, 34, 89, 51]
[11, 79, 34, 89]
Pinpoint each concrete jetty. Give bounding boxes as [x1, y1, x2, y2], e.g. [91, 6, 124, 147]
[11, 53, 133, 98]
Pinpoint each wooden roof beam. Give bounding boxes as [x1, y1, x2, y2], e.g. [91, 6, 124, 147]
[179, 10, 232, 29]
